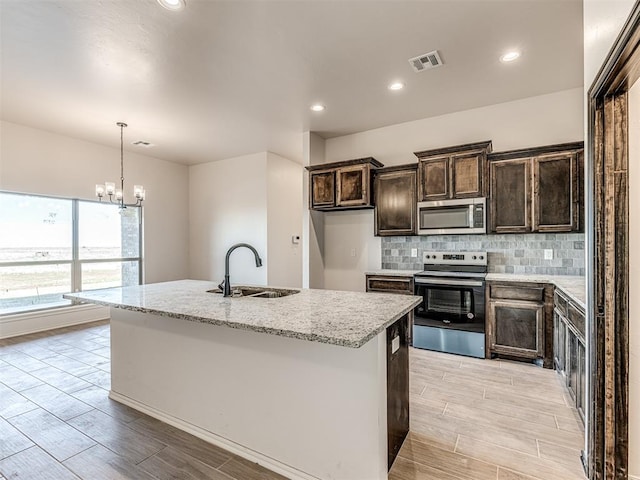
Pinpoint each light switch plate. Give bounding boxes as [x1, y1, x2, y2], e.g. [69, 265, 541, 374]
[411, 248, 418, 257]
[391, 336, 400, 354]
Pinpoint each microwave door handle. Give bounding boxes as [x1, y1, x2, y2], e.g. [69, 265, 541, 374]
[468, 206, 474, 227]
[415, 278, 484, 287]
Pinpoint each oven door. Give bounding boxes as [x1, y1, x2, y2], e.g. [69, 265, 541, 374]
[414, 276, 485, 333]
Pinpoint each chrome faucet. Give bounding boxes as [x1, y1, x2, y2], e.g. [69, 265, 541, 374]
[222, 243, 263, 297]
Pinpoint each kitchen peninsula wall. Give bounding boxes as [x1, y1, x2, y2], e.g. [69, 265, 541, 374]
[381, 233, 585, 275]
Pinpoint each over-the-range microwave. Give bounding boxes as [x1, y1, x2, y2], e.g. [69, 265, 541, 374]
[417, 197, 486, 235]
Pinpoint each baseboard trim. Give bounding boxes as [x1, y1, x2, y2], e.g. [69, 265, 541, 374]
[109, 391, 320, 480]
[629, 475, 640, 480]
[0, 305, 110, 339]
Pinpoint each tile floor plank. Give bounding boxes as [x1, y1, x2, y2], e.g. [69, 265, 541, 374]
[138, 445, 233, 480]
[389, 456, 467, 480]
[0, 364, 44, 391]
[8, 408, 96, 462]
[0, 416, 34, 460]
[67, 409, 166, 464]
[218, 455, 289, 480]
[0, 383, 39, 419]
[42, 354, 99, 377]
[70, 385, 142, 424]
[63, 444, 158, 480]
[20, 384, 94, 421]
[127, 415, 232, 469]
[28, 366, 92, 394]
[0, 446, 80, 480]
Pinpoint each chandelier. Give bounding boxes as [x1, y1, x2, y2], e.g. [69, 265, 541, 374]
[95, 122, 145, 208]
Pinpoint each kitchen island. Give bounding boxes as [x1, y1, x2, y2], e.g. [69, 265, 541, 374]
[65, 280, 421, 480]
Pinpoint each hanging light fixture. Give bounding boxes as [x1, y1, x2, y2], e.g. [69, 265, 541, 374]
[95, 122, 145, 208]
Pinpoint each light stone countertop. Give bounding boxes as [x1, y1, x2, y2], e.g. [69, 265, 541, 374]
[486, 273, 586, 310]
[365, 269, 422, 277]
[64, 280, 422, 349]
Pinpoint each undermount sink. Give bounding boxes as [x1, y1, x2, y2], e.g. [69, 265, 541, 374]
[207, 286, 300, 298]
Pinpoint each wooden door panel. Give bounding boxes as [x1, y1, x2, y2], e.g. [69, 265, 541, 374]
[418, 157, 448, 201]
[533, 154, 575, 231]
[451, 154, 482, 198]
[490, 160, 531, 233]
[336, 165, 369, 206]
[374, 169, 416, 236]
[489, 300, 542, 358]
[310, 170, 335, 208]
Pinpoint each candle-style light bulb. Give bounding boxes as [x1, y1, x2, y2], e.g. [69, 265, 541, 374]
[105, 182, 116, 195]
[134, 185, 144, 199]
[115, 190, 123, 200]
[96, 184, 105, 198]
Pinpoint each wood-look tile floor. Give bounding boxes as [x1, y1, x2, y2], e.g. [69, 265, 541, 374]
[0, 321, 585, 480]
[390, 347, 586, 480]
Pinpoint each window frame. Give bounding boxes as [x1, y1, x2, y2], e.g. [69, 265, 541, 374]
[0, 190, 143, 314]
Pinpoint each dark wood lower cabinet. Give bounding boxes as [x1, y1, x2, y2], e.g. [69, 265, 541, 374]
[553, 289, 586, 424]
[386, 314, 409, 470]
[486, 282, 553, 367]
[367, 274, 415, 346]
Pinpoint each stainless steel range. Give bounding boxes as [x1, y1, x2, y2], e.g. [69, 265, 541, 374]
[413, 251, 487, 359]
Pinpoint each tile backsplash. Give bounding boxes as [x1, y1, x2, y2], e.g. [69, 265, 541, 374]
[382, 233, 585, 276]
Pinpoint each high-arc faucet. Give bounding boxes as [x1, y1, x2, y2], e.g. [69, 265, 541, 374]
[222, 243, 263, 297]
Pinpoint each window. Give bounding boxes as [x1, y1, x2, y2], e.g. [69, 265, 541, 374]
[0, 192, 142, 315]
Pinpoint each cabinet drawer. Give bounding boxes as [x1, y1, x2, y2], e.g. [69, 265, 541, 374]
[567, 303, 586, 340]
[554, 290, 568, 316]
[489, 284, 544, 302]
[366, 276, 414, 295]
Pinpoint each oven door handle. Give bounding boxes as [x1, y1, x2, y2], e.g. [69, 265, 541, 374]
[414, 277, 484, 288]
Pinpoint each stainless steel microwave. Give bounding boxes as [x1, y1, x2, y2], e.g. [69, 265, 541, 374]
[417, 197, 486, 235]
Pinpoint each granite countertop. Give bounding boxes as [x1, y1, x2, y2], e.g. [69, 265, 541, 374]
[64, 280, 421, 349]
[486, 273, 586, 310]
[365, 269, 422, 277]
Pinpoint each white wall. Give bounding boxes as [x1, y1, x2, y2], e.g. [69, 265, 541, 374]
[583, 1, 637, 476]
[188, 151, 303, 288]
[0, 121, 190, 283]
[320, 88, 584, 292]
[266, 152, 303, 288]
[189, 153, 269, 286]
[302, 132, 326, 289]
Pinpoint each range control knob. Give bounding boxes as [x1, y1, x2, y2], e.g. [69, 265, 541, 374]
[472, 255, 477, 260]
[479, 255, 484, 260]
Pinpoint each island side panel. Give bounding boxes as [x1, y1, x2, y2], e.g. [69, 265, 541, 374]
[109, 308, 388, 480]
[387, 314, 410, 469]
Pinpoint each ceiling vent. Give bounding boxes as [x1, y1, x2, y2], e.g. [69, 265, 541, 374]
[132, 140, 154, 148]
[408, 50, 444, 72]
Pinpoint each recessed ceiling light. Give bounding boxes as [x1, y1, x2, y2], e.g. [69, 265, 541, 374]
[500, 51, 521, 63]
[157, 0, 185, 11]
[310, 104, 325, 112]
[388, 82, 405, 91]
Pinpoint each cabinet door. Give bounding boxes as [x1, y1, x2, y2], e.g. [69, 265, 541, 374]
[577, 338, 586, 422]
[488, 300, 543, 359]
[533, 153, 577, 232]
[418, 157, 449, 201]
[490, 159, 531, 233]
[567, 329, 579, 401]
[336, 164, 370, 207]
[451, 153, 483, 198]
[554, 311, 567, 374]
[374, 169, 417, 236]
[310, 170, 335, 209]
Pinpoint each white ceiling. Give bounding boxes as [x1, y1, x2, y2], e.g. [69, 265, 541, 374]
[0, 0, 583, 165]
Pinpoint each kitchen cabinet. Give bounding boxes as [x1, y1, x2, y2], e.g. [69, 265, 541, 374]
[486, 281, 554, 367]
[386, 314, 409, 470]
[553, 288, 586, 424]
[374, 165, 417, 236]
[367, 273, 415, 346]
[307, 157, 383, 210]
[414, 140, 492, 201]
[488, 142, 584, 233]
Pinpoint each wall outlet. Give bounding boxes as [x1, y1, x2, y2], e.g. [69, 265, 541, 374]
[291, 235, 300, 245]
[544, 249, 553, 260]
[411, 248, 418, 257]
[350, 248, 357, 257]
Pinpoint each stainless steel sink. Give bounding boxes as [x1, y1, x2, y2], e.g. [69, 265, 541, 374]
[207, 286, 300, 298]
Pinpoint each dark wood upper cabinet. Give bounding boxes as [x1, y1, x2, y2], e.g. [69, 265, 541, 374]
[374, 165, 417, 236]
[310, 170, 335, 208]
[306, 157, 383, 211]
[490, 159, 531, 233]
[414, 141, 492, 201]
[488, 142, 584, 233]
